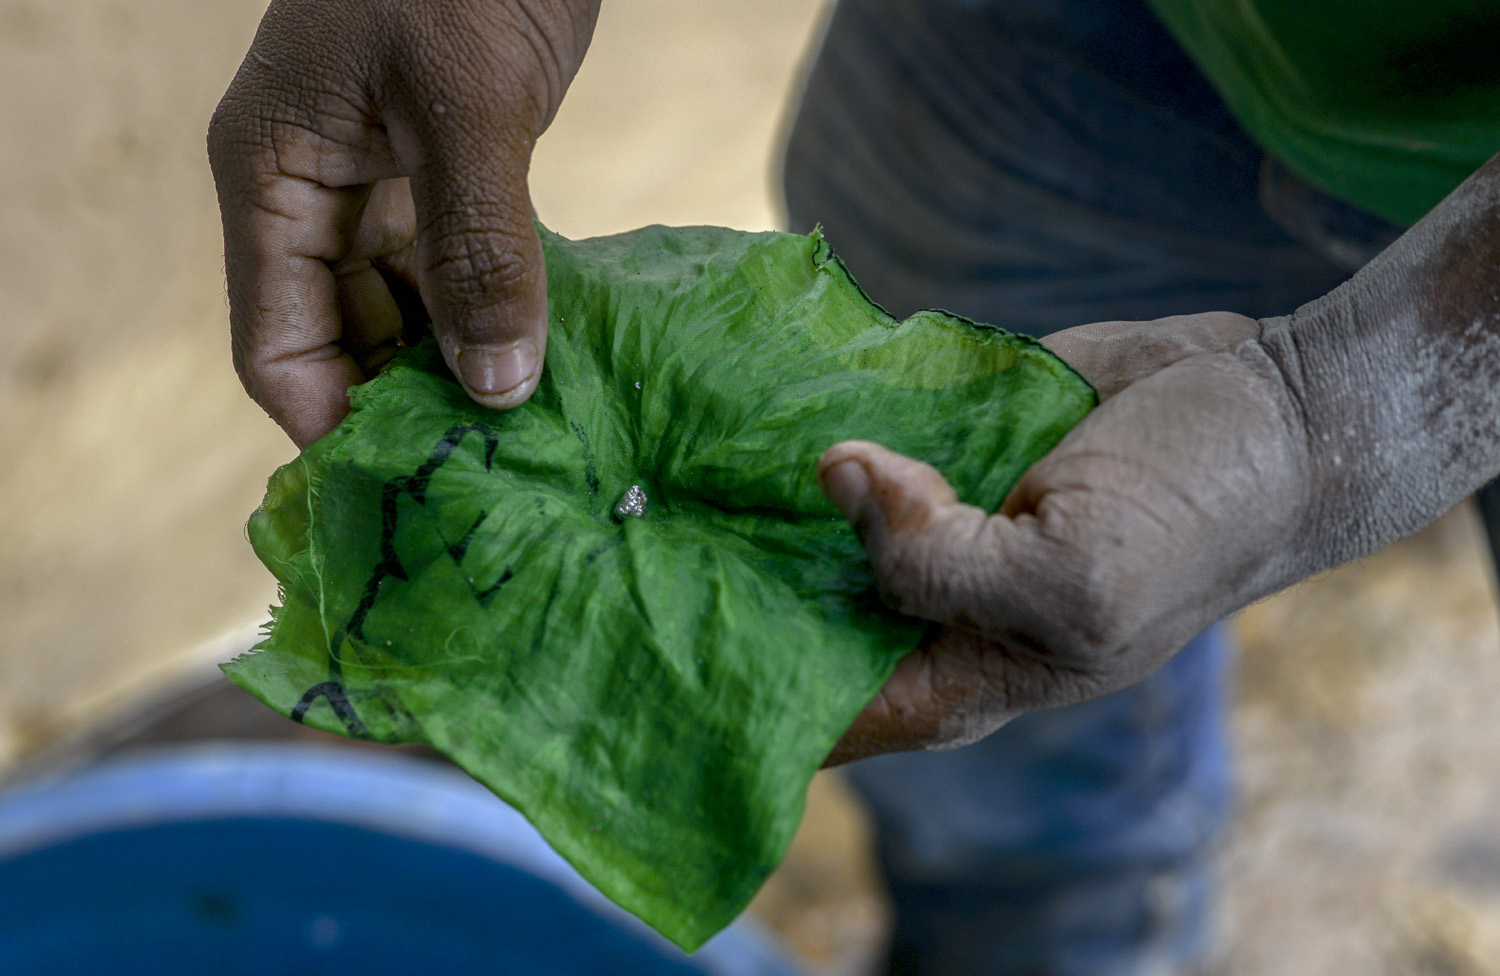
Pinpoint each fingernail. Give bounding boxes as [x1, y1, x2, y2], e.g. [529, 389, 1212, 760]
[457, 341, 537, 399]
[820, 458, 870, 522]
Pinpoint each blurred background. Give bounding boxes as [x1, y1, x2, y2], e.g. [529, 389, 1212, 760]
[3, 1, 1500, 973]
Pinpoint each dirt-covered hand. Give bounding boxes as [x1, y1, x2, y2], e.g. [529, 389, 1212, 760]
[820, 149, 1500, 765]
[208, 0, 601, 447]
[817, 312, 1320, 763]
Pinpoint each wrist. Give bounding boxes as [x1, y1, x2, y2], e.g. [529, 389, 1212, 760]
[1255, 154, 1500, 570]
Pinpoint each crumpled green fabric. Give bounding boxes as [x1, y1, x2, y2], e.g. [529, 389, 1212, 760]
[224, 224, 1095, 950]
[1145, 0, 1499, 225]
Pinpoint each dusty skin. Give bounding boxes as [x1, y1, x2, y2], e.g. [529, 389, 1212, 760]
[4, 1, 1500, 972]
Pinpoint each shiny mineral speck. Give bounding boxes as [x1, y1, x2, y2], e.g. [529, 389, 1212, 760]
[613, 484, 649, 520]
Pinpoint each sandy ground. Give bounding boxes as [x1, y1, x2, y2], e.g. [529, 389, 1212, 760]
[5, 2, 1500, 973]
[1218, 506, 1500, 976]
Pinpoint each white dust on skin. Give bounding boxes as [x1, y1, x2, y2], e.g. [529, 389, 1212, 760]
[1257, 153, 1500, 575]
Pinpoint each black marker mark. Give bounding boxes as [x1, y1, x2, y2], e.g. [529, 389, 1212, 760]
[475, 568, 514, 607]
[338, 425, 501, 651]
[406, 424, 499, 501]
[336, 480, 410, 651]
[570, 420, 601, 495]
[584, 539, 618, 565]
[313, 425, 518, 733]
[446, 511, 489, 564]
[291, 681, 371, 738]
[367, 690, 420, 736]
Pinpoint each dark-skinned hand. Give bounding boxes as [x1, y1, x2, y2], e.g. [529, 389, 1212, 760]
[821, 150, 1500, 764]
[209, 0, 601, 448]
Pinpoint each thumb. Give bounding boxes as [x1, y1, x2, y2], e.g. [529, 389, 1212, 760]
[407, 144, 548, 410]
[815, 441, 1128, 752]
[815, 439, 1097, 663]
[367, 0, 603, 410]
[816, 440, 999, 628]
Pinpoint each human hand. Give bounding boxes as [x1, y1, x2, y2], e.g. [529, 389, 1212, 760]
[818, 151, 1500, 765]
[817, 312, 1320, 764]
[209, 0, 601, 447]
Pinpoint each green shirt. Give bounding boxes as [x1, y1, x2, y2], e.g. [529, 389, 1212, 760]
[1147, 0, 1500, 225]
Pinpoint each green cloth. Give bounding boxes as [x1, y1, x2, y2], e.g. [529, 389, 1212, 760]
[1147, 0, 1500, 225]
[225, 225, 1095, 949]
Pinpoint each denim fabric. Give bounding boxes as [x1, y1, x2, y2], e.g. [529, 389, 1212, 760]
[780, 0, 1401, 973]
[846, 628, 1232, 887]
[848, 628, 1231, 976]
[782, 0, 1391, 333]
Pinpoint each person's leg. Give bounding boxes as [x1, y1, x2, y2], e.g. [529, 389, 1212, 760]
[849, 626, 1231, 976]
[780, 1, 1390, 973]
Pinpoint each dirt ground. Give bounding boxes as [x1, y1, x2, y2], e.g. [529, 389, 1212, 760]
[1218, 506, 1500, 976]
[5, 2, 1500, 973]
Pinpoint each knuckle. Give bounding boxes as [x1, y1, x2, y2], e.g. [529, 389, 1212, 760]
[869, 504, 988, 622]
[870, 533, 945, 618]
[206, 95, 260, 176]
[1041, 568, 1139, 669]
[229, 320, 270, 403]
[205, 102, 233, 157]
[420, 219, 534, 309]
[1048, 566, 1120, 646]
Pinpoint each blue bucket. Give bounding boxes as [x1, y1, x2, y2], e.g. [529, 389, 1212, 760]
[0, 744, 804, 976]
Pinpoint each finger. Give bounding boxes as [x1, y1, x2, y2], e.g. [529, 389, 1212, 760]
[345, 177, 418, 264]
[332, 179, 419, 373]
[1042, 312, 1260, 397]
[824, 628, 1014, 765]
[816, 442, 1073, 758]
[414, 169, 547, 410]
[208, 10, 416, 446]
[383, 62, 550, 410]
[359, 179, 423, 311]
[357, 189, 427, 345]
[209, 83, 404, 446]
[816, 440, 1170, 761]
[817, 440, 1002, 629]
[214, 168, 372, 449]
[817, 438, 1138, 665]
[333, 262, 403, 374]
[220, 176, 412, 444]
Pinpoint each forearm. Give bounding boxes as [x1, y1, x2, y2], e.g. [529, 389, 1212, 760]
[1259, 151, 1500, 572]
